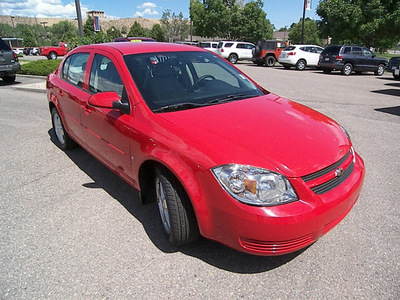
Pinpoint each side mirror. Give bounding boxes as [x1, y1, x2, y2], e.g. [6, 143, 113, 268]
[88, 91, 130, 114]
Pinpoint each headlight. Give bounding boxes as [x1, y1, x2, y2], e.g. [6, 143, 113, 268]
[340, 125, 351, 141]
[212, 164, 298, 206]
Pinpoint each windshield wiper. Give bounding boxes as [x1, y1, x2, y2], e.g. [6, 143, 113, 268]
[153, 102, 205, 113]
[206, 94, 250, 105]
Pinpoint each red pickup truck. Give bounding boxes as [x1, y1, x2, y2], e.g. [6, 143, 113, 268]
[39, 42, 70, 60]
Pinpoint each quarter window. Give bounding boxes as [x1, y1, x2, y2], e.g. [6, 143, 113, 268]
[62, 53, 89, 87]
[89, 54, 124, 98]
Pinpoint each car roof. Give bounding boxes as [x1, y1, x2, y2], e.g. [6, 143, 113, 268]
[70, 42, 206, 56]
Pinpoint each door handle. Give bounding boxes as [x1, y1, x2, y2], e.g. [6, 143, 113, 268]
[57, 89, 63, 96]
[82, 105, 92, 115]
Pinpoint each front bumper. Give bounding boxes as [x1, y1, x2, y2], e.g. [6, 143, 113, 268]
[195, 152, 365, 256]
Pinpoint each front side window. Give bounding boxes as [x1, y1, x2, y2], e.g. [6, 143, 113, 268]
[62, 52, 89, 87]
[89, 54, 124, 98]
[362, 48, 373, 57]
[124, 51, 264, 112]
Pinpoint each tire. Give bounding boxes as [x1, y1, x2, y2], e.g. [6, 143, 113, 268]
[296, 59, 306, 71]
[228, 53, 238, 64]
[393, 73, 400, 79]
[341, 63, 353, 75]
[375, 64, 385, 76]
[322, 68, 332, 74]
[51, 107, 77, 150]
[2, 75, 16, 83]
[48, 51, 58, 60]
[155, 166, 199, 246]
[264, 56, 276, 67]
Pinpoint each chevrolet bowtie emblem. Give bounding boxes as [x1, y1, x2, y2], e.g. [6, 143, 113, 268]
[335, 168, 344, 177]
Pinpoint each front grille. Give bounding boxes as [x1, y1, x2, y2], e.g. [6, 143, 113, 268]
[302, 150, 354, 195]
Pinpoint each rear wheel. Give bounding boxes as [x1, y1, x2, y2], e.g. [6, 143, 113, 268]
[296, 59, 306, 71]
[51, 107, 77, 150]
[264, 56, 276, 67]
[48, 51, 58, 60]
[228, 53, 238, 64]
[2, 75, 16, 83]
[341, 63, 353, 75]
[375, 64, 385, 76]
[155, 166, 199, 246]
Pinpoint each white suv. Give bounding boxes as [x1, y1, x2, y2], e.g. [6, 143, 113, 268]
[278, 45, 324, 70]
[217, 41, 255, 64]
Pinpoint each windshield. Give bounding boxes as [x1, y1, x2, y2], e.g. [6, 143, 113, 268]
[124, 51, 265, 112]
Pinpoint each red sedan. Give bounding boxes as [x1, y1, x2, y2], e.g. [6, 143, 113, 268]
[47, 42, 365, 256]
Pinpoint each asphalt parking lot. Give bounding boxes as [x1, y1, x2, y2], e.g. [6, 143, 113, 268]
[1, 66, 399, 299]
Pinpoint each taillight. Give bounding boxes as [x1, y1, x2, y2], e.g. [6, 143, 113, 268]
[13, 52, 18, 61]
[221, 49, 224, 52]
[288, 52, 296, 56]
[335, 55, 343, 61]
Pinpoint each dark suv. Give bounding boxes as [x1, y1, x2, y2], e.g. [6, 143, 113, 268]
[0, 38, 21, 83]
[387, 57, 400, 79]
[319, 45, 387, 76]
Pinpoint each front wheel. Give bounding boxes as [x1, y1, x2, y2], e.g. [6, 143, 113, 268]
[155, 166, 199, 246]
[264, 56, 276, 67]
[375, 64, 385, 76]
[228, 53, 238, 64]
[341, 63, 353, 75]
[51, 107, 77, 150]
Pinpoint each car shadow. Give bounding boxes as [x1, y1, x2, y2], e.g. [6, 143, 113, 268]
[0, 79, 22, 86]
[371, 80, 400, 97]
[374, 106, 400, 117]
[48, 129, 304, 273]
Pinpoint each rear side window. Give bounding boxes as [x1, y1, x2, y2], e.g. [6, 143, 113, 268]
[236, 43, 246, 49]
[352, 47, 362, 55]
[224, 43, 234, 48]
[324, 46, 341, 54]
[0, 39, 11, 51]
[62, 53, 89, 87]
[284, 46, 296, 51]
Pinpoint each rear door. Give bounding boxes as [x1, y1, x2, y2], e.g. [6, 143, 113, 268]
[54, 52, 90, 144]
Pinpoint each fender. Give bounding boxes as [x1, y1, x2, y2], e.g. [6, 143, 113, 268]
[139, 146, 215, 238]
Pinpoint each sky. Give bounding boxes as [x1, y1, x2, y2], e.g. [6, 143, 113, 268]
[0, 0, 320, 30]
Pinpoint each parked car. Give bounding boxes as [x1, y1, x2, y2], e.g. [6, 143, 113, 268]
[216, 41, 255, 64]
[198, 41, 219, 53]
[47, 42, 365, 256]
[252, 39, 288, 67]
[318, 45, 387, 76]
[39, 42, 70, 59]
[113, 37, 156, 42]
[387, 56, 400, 79]
[393, 65, 400, 80]
[0, 38, 21, 83]
[12, 48, 24, 55]
[278, 45, 324, 70]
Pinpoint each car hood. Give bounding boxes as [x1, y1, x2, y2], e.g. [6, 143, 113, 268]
[157, 94, 350, 178]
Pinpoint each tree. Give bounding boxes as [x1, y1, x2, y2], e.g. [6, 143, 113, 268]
[127, 21, 147, 37]
[150, 24, 166, 42]
[317, 0, 400, 49]
[190, 0, 273, 43]
[289, 18, 321, 45]
[106, 26, 121, 39]
[161, 10, 190, 42]
[50, 20, 78, 43]
[235, 0, 274, 43]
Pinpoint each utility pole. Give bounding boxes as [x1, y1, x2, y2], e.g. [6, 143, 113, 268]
[75, 0, 84, 37]
[301, 0, 306, 44]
